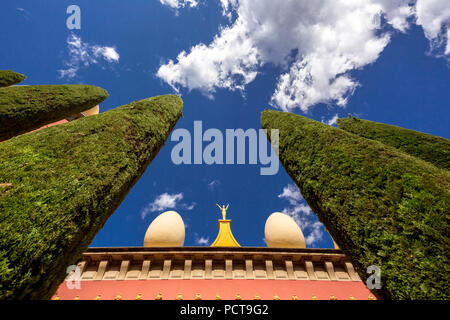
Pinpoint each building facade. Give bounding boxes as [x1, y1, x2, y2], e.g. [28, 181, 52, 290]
[53, 209, 375, 300]
[53, 246, 374, 300]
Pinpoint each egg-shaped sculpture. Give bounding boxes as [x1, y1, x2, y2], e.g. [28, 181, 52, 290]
[264, 212, 306, 248]
[82, 105, 100, 116]
[144, 211, 185, 247]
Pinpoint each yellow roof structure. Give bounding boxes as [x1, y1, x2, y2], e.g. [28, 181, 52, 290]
[325, 228, 340, 249]
[211, 204, 240, 247]
[211, 220, 240, 247]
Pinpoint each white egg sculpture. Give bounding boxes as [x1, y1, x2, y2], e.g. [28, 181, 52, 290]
[144, 211, 185, 247]
[264, 212, 306, 248]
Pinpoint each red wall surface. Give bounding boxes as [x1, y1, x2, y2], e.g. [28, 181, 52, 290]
[30, 119, 69, 132]
[53, 279, 375, 300]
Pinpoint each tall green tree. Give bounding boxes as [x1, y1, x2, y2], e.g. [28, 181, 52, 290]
[0, 70, 26, 87]
[0, 85, 108, 141]
[261, 110, 450, 300]
[338, 116, 450, 170]
[0, 95, 183, 299]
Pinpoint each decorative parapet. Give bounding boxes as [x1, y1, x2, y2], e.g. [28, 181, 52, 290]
[69, 247, 361, 282]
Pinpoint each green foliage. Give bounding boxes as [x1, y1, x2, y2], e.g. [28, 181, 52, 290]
[0, 95, 183, 299]
[261, 110, 450, 300]
[337, 117, 450, 170]
[0, 70, 26, 88]
[0, 85, 109, 141]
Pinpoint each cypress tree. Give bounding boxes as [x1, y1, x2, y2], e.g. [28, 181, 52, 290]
[0, 85, 108, 141]
[338, 117, 450, 170]
[261, 110, 450, 300]
[0, 70, 26, 87]
[0, 95, 183, 299]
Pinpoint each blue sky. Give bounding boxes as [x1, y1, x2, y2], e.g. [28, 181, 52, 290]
[1, 0, 449, 249]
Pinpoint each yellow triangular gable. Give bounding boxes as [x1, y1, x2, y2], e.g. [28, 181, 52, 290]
[211, 220, 240, 247]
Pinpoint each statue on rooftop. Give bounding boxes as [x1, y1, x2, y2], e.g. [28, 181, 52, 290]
[216, 203, 229, 220]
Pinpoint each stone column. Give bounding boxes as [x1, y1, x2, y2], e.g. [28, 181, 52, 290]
[117, 260, 130, 280]
[245, 256, 254, 280]
[94, 260, 108, 281]
[77, 261, 87, 276]
[184, 256, 192, 280]
[284, 258, 295, 280]
[345, 262, 360, 281]
[325, 261, 337, 281]
[140, 260, 150, 280]
[305, 260, 317, 280]
[225, 255, 233, 279]
[265, 257, 274, 280]
[205, 256, 213, 280]
[162, 256, 172, 280]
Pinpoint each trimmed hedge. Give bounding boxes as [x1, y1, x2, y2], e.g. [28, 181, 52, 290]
[0, 85, 108, 141]
[0, 95, 183, 299]
[338, 117, 450, 171]
[0, 70, 26, 87]
[261, 110, 450, 300]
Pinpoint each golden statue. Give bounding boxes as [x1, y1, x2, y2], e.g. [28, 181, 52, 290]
[212, 203, 240, 247]
[216, 203, 229, 220]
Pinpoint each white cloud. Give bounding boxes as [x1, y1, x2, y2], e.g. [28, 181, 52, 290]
[156, 17, 260, 97]
[208, 179, 221, 190]
[159, 0, 198, 9]
[446, 29, 450, 55]
[157, 0, 450, 112]
[194, 233, 210, 245]
[59, 34, 120, 79]
[17, 8, 31, 20]
[323, 114, 339, 126]
[278, 184, 302, 206]
[147, 192, 183, 211]
[141, 192, 195, 219]
[377, 0, 414, 32]
[92, 46, 120, 63]
[305, 222, 326, 246]
[278, 184, 324, 246]
[415, 0, 450, 56]
[182, 202, 197, 210]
